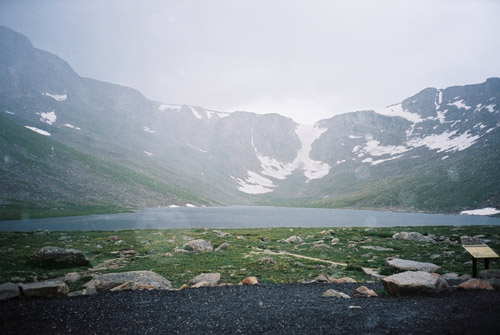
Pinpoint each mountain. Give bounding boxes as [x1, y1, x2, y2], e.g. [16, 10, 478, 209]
[0, 26, 499, 219]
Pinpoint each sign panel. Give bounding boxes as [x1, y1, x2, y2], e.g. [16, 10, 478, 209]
[463, 245, 500, 259]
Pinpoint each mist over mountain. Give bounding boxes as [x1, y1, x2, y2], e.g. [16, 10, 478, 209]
[1, 26, 499, 219]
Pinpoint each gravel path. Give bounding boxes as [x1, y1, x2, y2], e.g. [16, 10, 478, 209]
[1, 283, 500, 334]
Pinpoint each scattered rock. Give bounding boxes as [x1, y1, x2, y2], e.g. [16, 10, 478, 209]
[361, 246, 394, 251]
[213, 230, 232, 237]
[282, 236, 304, 244]
[311, 243, 331, 249]
[0, 282, 21, 301]
[386, 258, 440, 273]
[64, 272, 81, 283]
[183, 239, 213, 252]
[457, 279, 494, 291]
[109, 281, 156, 292]
[174, 247, 189, 253]
[441, 273, 459, 280]
[322, 289, 350, 299]
[260, 257, 277, 264]
[33, 230, 50, 235]
[392, 232, 436, 243]
[191, 281, 212, 288]
[164, 252, 173, 257]
[352, 286, 378, 298]
[460, 236, 485, 245]
[314, 273, 330, 283]
[330, 238, 340, 244]
[293, 261, 305, 267]
[67, 290, 84, 298]
[21, 281, 69, 297]
[114, 240, 124, 246]
[181, 236, 194, 241]
[58, 236, 71, 241]
[84, 271, 172, 292]
[108, 236, 121, 241]
[459, 274, 472, 280]
[479, 269, 500, 280]
[189, 273, 221, 287]
[215, 242, 230, 252]
[121, 249, 136, 257]
[382, 271, 450, 295]
[240, 277, 259, 285]
[329, 277, 357, 284]
[89, 258, 130, 271]
[178, 284, 189, 290]
[430, 254, 441, 260]
[33, 246, 89, 265]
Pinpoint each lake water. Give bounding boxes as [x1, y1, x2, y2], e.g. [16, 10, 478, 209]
[0, 206, 499, 231]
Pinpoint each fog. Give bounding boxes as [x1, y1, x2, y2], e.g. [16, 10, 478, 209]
[1, 0, 499, 124]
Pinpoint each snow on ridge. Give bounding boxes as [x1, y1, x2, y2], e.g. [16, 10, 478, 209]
[43, 92, 67, 101]
[460, 207, 500, 216]
[143, 126, 156, 133]
[235, 171, 275, 194]
[158, 104, 181, 111]
[64, 123, 81, 130]
[189, 106, 202, 119]
[39, 111, 57, 125]
[374, 103, 424, 123]
[448, 99, 471, 110]
[25, 126, 50, 136]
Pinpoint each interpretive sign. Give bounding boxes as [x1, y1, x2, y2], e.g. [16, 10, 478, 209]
[462, 245, 499, 278]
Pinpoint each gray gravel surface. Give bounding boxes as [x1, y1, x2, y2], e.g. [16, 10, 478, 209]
[1, 282, 500, 334]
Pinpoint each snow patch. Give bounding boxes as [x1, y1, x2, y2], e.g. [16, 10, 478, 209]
[294, 124, 331, 180]
[374, 103, 424, 123]
[144, 151, 153, 156]
[236, 171, 275, 194]
[143, 126, 155, 133]
[43, 92, 67, 101]
[485, 104, 496, 113]
[362, 154, 404, 166]
[336, 159, 346, 165]
[185, 204, 196, 208]
[448, 99, 471, 110]
[4, 111, 14, 115]
[442, 156, 449, 160]
[64, 124, 81, 130]
[348, 135, 363, 139]
[168, 205, 179, 208]
[158, 104, 181, 111]
[39, 111, 57, 125]
[25, 126, 50, 136]
[408, 130, 479, 153]
[190, 106, 202, 119]
[460, 208, 500, 216]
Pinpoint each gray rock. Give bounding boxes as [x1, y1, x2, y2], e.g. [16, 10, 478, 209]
[189, 273, 221, 287]
[58, 236, 71, 241]
[21, 281, 69, 297]
[441, 273, 459, 280]
[479, 269, 500, 280]
[392, 232, 436, 243]
[382, 271, 449, 295]
[84, 271, 172, 292]
[283, 236, 304, 244]
[322, 289, 351, 299]
[386, 258, 440, 273]
[174, 247, 189, 253]
[181, 236, 194, 241]
[429, 254, 441, 260]
[183, 239, 213, 252]
[67, 290, 84, 297]
[64, 272, 81, 283]
[314, 273, 330, 283]
[0, 282, 21, 301]
[260, 257, 277, 264]
[215, 242, 230, 252]
[361, 245, 394, 251]
[213, 230, 232, 237]
[33, 246, 89, 265]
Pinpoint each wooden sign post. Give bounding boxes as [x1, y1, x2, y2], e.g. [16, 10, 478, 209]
[462, 245, 499, 278]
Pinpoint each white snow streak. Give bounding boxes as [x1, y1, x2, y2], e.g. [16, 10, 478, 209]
[185, 204, 196, 207]
[43, 93, 67, 101]
[4, 111, 14, 115]
[25, 126, 50, 136]
[158, 104, 181, 111]
[485, 104, 496, 113]
[190, 106, 202, 119]
[64, 124, 81, 130]
[362, 155, 404, 166]
[144, 151, 153, 156]
[374, 103, 424, 123]
[143, 126, 155, 133]
[294, 124, 331, 180]
[348, 135, 363, 139]
[40, 111, 57, 125]
[460, 208, 500, 216]
[448, 99, 471, 110]
[236, 171, 275, 194]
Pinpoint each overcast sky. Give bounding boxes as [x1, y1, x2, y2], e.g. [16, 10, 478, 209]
[1, 0, 499, 124]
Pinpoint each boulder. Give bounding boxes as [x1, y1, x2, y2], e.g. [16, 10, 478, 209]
[322, 289, 350, 299]
[458, 279, 494, 291]
[189, 273, 221, 287]
[352, 286, 378, 298]
[240, 277, 259, 285]
[314, 273, 330, 283]
[283, 236, 304, 244]
[386, 258, 440, 273]
[33, 246, 89, 265]
[329, 277, 357, 284]
[215, 242, 230, 252]
[0, 282, 21, 301]
[174, 247, 189, 253]
[183, 239, 213, 252]
[392, 232, 436, 243]
[64, 272, 81, 283]
[21, 281, 69, 297]
[479, 269, 500, 280]
[109, 281, 156, 292]
[84, 271, 172, 292]
[383, 271, 449, 295]
[191, 281, 212, 288]
[361, 246, 394, 251]
[213, 230, 232, 237]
